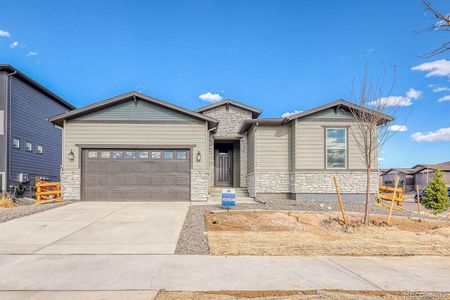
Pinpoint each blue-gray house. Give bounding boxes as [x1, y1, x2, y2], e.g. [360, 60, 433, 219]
[0, 65, 75, 195]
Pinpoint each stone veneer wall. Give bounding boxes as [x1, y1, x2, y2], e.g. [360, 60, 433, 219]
[292, 171, 378, 194]
[202, 105, 253, 188]
[252, 170, 378, 199]
[255, 171, 291, 193]
[191, 170, 210, 202]
[61, 170, 81, 200]
[246, 173, 256, 197]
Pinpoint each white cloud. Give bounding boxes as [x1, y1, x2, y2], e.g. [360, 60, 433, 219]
[411, 127, 450, 142]
[411, 59, 450, 77]
[388, 125, 408, 132]
[281, 110, 302, 118]
[378, 157, 385, 161]
[369, 96, 413, 107]
[369, 88, 421, 107]
[0, 30, 11, 38]
[198, 92, 223, 103]
[431, 86, 450, 93]
[27, 51, 37, 56]
[438, 95, 450, 102]
[405, 88, 422, 100]
[9, 41, 18, 49]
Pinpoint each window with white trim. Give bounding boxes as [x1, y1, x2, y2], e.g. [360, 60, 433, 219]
[325, 128, 347, 169]
[37, 145, 44, 154]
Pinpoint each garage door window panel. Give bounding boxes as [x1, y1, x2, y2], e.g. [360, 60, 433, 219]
[139, 151, 149, 159]
[176, 151, 187, 160]
[164, 151, 174, 160]
[151, 151, 161, 159]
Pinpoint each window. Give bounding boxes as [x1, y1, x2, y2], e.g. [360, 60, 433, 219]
[113, 151, 123, 159]
[88, 151, 98, 158]
[176, 151, 187, 160]
[151, 151, 161, 159]
[325, 128, 347, 169]
[101, 151, 111, 159]
[37, 145, 43, 154]
[163, 150, 174, 160]
[26, 142, 32, 152]
[125, 151, 136, 159]
[12, 138, 20, 149]
[138, 151, 149, 159]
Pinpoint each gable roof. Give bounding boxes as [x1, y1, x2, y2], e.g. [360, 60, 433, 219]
[0, 64, 76, 110]
[382, 168, 416, 175]
[238, 118, 284, 134]
[283, 99, 394, 125]
[49, 91, 218, 127]
[195, 99, 262, 118]
[412, 161, 450, 172]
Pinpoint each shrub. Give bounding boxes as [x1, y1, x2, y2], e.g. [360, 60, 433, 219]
[423, 167, 449, 214]
[0, 193, 14, 208]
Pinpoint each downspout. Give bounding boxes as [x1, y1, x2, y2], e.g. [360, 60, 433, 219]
[5, 70, 17, 192]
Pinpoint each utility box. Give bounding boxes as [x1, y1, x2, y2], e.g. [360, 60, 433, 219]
[16, 173, 29, 183]
[221, 188, 236, 207]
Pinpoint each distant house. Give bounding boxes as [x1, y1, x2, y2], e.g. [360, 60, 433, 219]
[0, 65, 75, 195]
[381, 168, 415, 193]
[381, 161, 450, 192]
[413, 161, 450, 190]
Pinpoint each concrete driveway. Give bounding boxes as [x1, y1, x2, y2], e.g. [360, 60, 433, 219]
[0, 202, 189, 255]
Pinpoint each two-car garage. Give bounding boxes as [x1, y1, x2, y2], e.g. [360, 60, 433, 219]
[50, 92, 216, 202]
[82, 148, 190, 202]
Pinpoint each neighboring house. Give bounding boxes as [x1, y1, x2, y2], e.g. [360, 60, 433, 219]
[0, 65, 75, 195]
[49, 92, 392, 202]
[381, 168, 415, 193]
[380, 161, 450, 192]
[413, 161, 450, 190]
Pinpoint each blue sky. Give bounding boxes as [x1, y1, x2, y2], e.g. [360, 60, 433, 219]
[0, 0, 449, 168]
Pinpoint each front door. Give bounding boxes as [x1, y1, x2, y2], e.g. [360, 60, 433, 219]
[215, 144, 233, 187]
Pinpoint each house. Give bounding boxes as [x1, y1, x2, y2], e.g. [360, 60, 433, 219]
[413, 161, 450, 190]
[49, 92, 392, 202]
[0, 65, 75, 195]
[380, 161, 450, 192]
[381, 168, 416, 193]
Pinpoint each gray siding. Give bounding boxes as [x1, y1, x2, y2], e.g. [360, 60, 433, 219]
[63, 121, 208, 171]
[77, 100, 198, 122]
[247, 126, 255, 174]
[9, 76, 69, 187]
[255, 125, 290, 171]
[295, 120, 367, 170]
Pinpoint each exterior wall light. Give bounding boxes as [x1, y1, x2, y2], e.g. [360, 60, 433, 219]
[68, 150, 75, 161]
[196, 150, 201, 162]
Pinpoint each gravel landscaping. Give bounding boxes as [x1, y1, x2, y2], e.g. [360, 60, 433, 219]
[175, 198, 444, 255]
[0, 198, 74, 223]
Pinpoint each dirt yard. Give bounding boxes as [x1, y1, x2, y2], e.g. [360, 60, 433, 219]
[205, 211, 450, 256]
[156, 290, 450, 300]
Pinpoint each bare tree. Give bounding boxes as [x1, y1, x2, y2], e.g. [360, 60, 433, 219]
[349, 64, 402, 225]
[420, 0, 450, 58]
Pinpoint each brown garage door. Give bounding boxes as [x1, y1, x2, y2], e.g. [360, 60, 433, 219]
[82, 149, 190, 201]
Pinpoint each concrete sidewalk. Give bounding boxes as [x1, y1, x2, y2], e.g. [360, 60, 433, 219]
[0, 255, 449, 292]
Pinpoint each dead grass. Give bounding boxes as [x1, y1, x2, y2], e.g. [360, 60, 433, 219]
[0, 194, 15, 209]
[205, 211, 450, 256]
[156, 290, 450, 300]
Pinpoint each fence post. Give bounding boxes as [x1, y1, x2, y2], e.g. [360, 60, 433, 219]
[387, 176, 400, 225]
[333, 176, 347, 225]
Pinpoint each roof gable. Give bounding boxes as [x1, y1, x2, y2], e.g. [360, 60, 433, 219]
[283, 99, 394, 124]
[76, 99, 199, 122]
[49, 92, 218, 127]
[195, 99, 262, 118]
